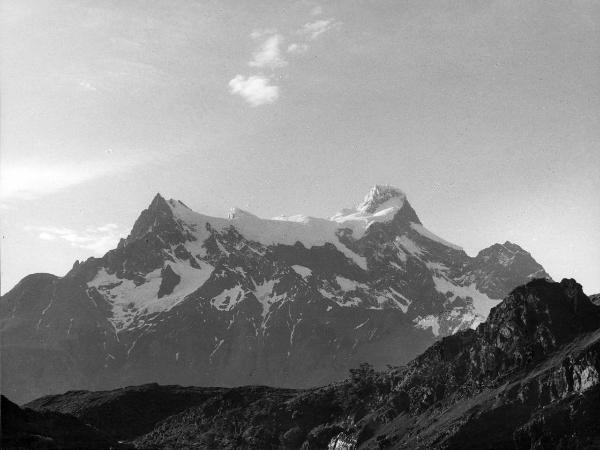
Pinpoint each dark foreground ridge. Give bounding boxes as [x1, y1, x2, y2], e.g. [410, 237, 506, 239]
[0, 394, 128, 449]
[3, 278, 599, 449]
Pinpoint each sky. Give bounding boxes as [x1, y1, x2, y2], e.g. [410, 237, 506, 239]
[1, 0, 599, 294]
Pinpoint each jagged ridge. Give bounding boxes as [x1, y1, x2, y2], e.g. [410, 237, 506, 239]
[0, 186, 551, 403]
[10, 278, 600, 449]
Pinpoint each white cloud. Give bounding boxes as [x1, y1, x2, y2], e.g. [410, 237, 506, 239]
[287, 43, 309, 54]
[249, 34, 287, 69]
[0, 155, 149, 203]
[250, 28, 277, 40]
[1, 163, 107, 202]
[229, 75, 279, 106]
[93, 223, 119, 232]
[299, 19, 340, 40]
[26, 224, 126, 255]
[229, 17, 339, 105]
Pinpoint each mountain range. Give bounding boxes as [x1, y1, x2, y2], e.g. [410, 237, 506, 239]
[1, 185, 550, 403]
[3, 278, 599, 449]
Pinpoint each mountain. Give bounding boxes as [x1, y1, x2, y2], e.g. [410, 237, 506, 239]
[12, 278, 600, 449]
[0, 185, 550, 403]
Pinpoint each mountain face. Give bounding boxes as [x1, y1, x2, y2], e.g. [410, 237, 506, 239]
[14, 279, 600, 449]
[0, 186, 550, 403]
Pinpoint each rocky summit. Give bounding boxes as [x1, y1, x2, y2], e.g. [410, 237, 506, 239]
[1, 186, 550, 403]
[5, 278, 599, 449]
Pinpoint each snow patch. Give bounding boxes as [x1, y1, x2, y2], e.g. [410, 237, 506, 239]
[291, 265, 312, 278]
[169, 200, 369, 271]
[289, 318, 302, 354]
[253, 280, 284, 318]
[410, 223, 463, 251]
[355, 318, 369, 329]
[373, 288, 411, 313]
[426, 262, 449, 274]
[390, 261, 404, 270]
[395, 235, 423, 256]
[432, 275, 501, 319]
[208, 279, 284, 320]
[88, 259, 214, 330]
[210, 339, 225, 359]
[212, 285, 245, 311]
[414, 315, 440, 336]
[335, 276, 368, 291]
[341, 297, 362, 307]
[388, 287, 412, 313]
[41, 297, 54, 316]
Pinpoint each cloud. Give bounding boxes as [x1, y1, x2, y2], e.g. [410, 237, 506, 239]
[287, 43, 309, 54]
[229, 75, 279, 106]
[299, 19, 340, 40]
[249, 34, 287, 69]
[1, 163, 109, 202]
[0, 155, 149, 204]
[26, 223, 126, 255]
[229, 15, 339, 106]
[250, 28, 277, 40]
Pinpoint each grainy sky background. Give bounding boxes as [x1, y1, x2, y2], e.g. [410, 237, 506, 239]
[1, 0, 599, 294]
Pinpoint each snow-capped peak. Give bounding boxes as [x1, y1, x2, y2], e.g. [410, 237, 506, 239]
[330, 185, 407, 230]
[357, 185, 406, 214]
[132, 186, 415, 251]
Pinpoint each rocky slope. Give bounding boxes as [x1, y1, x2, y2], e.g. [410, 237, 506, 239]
[1, 186, 550, 403]
[375, 277, 600, 449]
[14, 278, 600, 449]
